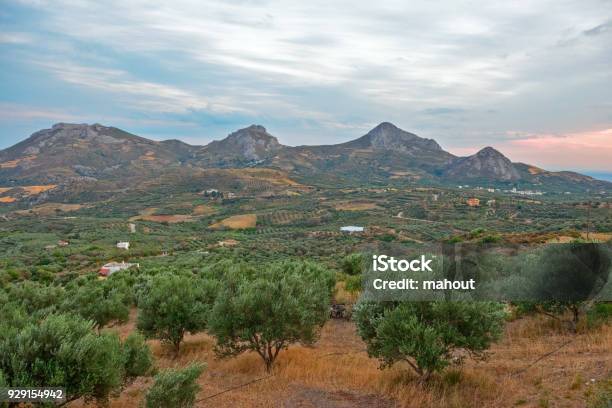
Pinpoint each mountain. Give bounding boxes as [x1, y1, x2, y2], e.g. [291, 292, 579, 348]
[340, 122, 445, 154]
[196, 125, 282, 167]
[265, 122, 455, 185]
[1, 122, 610, 198]
[0, 123, 197, 184]
[445, 146, 521, 181]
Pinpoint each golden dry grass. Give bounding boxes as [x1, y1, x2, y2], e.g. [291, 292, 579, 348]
[21, 185, 58, 194]
[333, 201, 381, 211]
[193, 204, 217, 216]
[137, 214, 197, 223]
[14, 203, 84, 216]
[581, 232, 612, 242]
[210, 214, 257, 230]
[0, 155, 37, 168]
[334, 281, 359, 304]
[81, 313, 611, 408]
[0, 196, 16, 203]
[129, 205, 217, 223]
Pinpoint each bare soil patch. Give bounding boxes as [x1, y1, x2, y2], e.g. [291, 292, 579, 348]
[210, 214, 257, 230]
[333, 201, 381, 211]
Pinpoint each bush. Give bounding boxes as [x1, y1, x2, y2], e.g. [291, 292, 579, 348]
[341, 253, 365, 276]
[0, 314, 129, 404]
[145, 363, 204, 408]
[353, 301, 506, 380]
[122, 332, 154, 379]
[209, 260, 334, 372]
[344, 274, 362, 293]
[586, 302, 612, 329]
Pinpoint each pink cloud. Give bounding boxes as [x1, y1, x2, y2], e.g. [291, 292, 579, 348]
[449, 129, 612, 172]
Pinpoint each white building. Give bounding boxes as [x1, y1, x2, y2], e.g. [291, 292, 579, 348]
[117, 241, 130, 250]
[340, 226, 364, 233]
[99, 261, 139, 277]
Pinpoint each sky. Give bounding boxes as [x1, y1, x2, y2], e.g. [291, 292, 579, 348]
[1, 0, 611, 175]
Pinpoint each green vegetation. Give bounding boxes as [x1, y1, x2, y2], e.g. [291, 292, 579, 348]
[209, 260, 335, 372]
[137, 273, 215, 357]
[353, 301, 506, 379]
[145, 363, 205, 408]
[0, 313, 152, 405]
[0, 179, 609, 406]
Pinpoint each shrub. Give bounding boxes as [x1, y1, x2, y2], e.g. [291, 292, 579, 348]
[344, 274, 362, 293]
[586, 302, 612, 329]
[353, 301, 506, 380]
[341, 253, 365, 276]
[122, 332, 154, 379]
[145, 363, 204, 408]
[0, 313, 134, 405]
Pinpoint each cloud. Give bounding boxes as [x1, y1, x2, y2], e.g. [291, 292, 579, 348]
[0, 32, 34, 44]
[0, 0, 611, 168]
[33, 60, 244, 115]
[0, 103, 79, 121]
[449, 129, 612, 171]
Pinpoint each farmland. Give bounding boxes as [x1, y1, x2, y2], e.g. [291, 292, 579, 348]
[0, 180, 610, 407]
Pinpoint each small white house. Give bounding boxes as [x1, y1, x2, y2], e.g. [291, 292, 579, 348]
[340, 226, 364, 233]
[99, 261, 139, 277]
[117, 241, 130, 250]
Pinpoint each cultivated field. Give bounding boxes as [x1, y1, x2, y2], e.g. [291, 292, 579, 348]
[210, 214, 257, 229]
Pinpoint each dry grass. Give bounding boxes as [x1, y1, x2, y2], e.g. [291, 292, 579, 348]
[14, 203, 84, 216]
[139, 151, 157, 161]
[210, 214, 257, 230]
[137, 214, 197, 223]
[0, 196, 16, 203]
[0, 155, 37, 168]
[81, 313, 611, 408]
[334, 201, 381, 211]
[228, 168, 304, 187]
[581, 232, 612, 242]
[193, 204, 217, 216]
[129, 205, 217, 224]
[334, 281, 359, 304]
[20, 185, 57, 194]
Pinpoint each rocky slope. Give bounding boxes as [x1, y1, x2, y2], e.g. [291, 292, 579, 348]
[445, 146, 521, 181]
[0, 123, 196, 184]
[195, 125, 282, 167]
[1, 122, 610, 194]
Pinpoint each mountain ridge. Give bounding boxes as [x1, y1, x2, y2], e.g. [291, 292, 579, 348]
[1, 122, 610, 195]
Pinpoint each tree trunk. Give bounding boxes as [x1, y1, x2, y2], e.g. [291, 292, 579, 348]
[173, 340, 181, 359]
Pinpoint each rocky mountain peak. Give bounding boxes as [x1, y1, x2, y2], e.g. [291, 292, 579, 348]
[352, 122, 443, 153]
[476, 146, 504, 158]
[445, 146, 521, 181]
[202, 125, 282, 162]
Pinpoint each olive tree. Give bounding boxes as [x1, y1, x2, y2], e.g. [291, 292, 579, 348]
[61, 277, 130, 330]
[145, 363, 204, 408]
[208, 260, 334, 372]
[353, 300, 506, 380]
[137, 273, 215, 357]
[0, 313, 152, 405]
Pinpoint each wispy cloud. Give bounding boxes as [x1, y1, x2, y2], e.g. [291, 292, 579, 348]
[1, 0, 611, 170]
[33, 60, 243, 114]
[0, 103, 79, 121]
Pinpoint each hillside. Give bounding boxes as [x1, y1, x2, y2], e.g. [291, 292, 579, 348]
[0, 123, 197, 185]
[1, 122, 610, 204]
